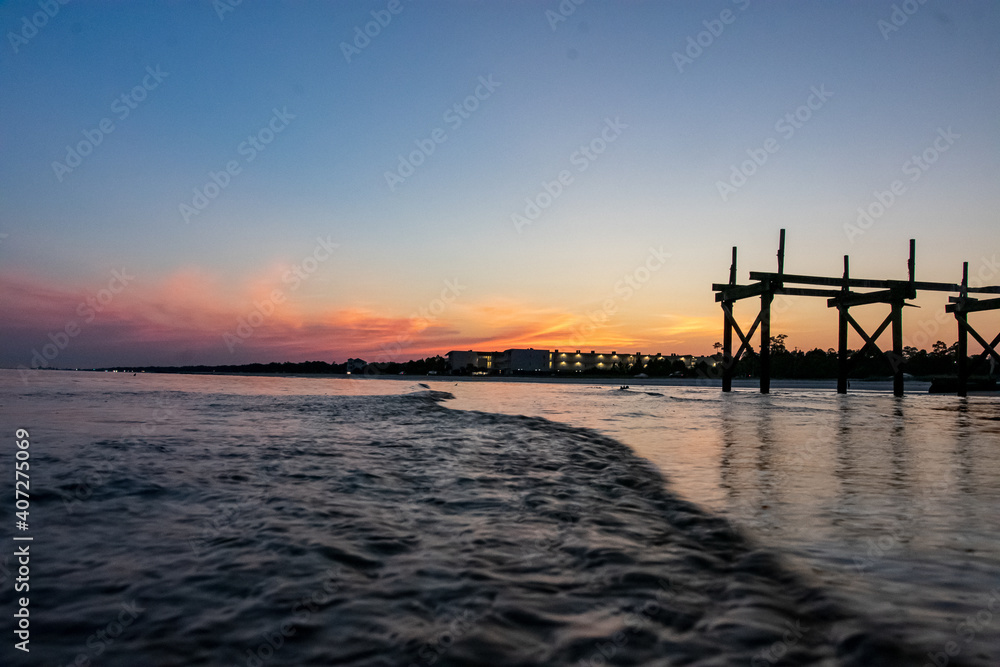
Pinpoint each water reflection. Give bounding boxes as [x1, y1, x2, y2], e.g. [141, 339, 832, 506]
[888, 402, 911, 492]
[953, 399, 975, 497]
[4, 372, 1000, 663]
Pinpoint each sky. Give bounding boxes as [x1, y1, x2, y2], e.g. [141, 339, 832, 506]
[1, 0, 999, 369]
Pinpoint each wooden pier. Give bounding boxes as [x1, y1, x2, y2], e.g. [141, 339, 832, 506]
[713, 230, 1000, 396]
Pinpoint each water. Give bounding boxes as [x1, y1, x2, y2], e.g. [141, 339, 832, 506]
[1, 370, 998, 666]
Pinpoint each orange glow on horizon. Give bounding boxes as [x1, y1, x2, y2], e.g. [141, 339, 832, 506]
[2, 267, 996, 366]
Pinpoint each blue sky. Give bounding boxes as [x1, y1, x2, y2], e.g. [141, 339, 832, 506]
[1, 0, 998, 367]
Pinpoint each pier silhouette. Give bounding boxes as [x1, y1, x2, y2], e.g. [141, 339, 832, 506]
[713, 230, 1000, 396]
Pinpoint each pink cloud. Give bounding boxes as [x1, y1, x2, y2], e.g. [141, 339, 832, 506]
[0, 268, 734, 368]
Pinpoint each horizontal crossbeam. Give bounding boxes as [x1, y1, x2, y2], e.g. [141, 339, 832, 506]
[828, 287, 914, 308]
[749, 271, 1000, 295]
[947, 296, 1000, 314]
[713, 284, 844, 301]
[776, 287, 842, 298]
[828, 289, 896, 308]
[714, 282, 769, 302]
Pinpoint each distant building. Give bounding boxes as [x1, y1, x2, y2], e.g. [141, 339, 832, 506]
[694, 355, 722, 370]
[550, 349, 664, 372]
[445, 348, 695, 375]
[446, 350, 494, 373]
[673, 354, 695, 367]
[494, 348, 549, 373]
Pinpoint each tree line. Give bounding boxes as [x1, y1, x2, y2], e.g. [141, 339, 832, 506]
[100, 356, 449, 376]
[701, 335, 974, 380]
[94, 338, 990, 380]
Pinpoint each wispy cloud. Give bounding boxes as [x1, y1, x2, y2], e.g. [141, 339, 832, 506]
[0, 269, 724, 368]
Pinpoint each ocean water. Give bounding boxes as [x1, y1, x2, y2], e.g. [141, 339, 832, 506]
[1, 370, 998, 666]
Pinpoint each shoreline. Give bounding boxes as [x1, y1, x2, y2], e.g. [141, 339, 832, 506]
[16, 368, 943, 393]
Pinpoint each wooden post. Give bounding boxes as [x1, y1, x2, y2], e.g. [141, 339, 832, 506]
[722, 304, 734, 392]
[957, 262, 969, 398]
[957, 317, 968, 397]
[722, 247, 737, 392]
[889, 240, 915, 397]
[758, 231, 783, 395]
[891, 297, 904, 397]
[777, 229, 785, 278]
[908, 239, 916, 283]
[760, 289, 772, 394]
[837, 255, 849, 394]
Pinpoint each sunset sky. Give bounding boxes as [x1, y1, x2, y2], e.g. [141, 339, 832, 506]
[2, 1, 999, 368]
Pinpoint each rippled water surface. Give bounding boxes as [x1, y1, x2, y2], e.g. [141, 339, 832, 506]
[1, 371, 998, 666]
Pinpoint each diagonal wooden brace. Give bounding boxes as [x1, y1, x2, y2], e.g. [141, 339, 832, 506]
[721, 303, 762, 364]
[844, 309, 893, 358]
[960, 321, 1000, 366]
